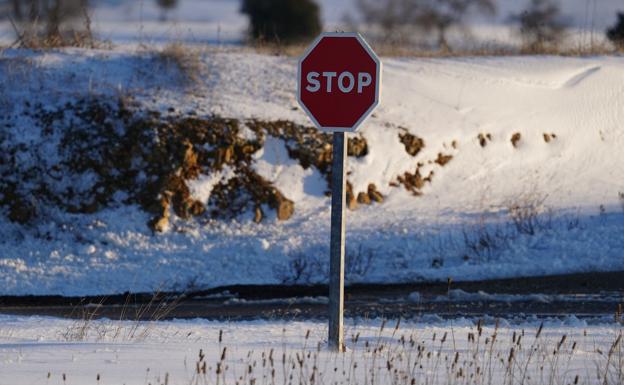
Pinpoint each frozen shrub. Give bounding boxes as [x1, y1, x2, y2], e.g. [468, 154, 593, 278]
[275, 253, 323, 284]
[506, 192, 550, 235]
[345, 245, 374, 279]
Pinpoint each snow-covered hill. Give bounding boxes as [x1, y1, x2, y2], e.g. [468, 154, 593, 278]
[1, 48, 623, 296]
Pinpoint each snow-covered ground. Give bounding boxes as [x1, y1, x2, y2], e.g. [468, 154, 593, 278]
[0, 315, 621, 385]
[1, 49, 623, 296]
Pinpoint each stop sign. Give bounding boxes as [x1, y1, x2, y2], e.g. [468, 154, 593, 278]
[297, 32, 381, 132]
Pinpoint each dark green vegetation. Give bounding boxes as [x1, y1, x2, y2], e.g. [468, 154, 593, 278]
[607, 13, 624, 50]
[241, 0, 322, 44]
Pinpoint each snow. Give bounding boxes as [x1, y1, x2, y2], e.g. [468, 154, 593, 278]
[253, 136, 328, 202]
[421, 290, 624, 304]
[0, 315, 621, 385]
[188, 166, 236, 205]
[2, 49, 624, 295]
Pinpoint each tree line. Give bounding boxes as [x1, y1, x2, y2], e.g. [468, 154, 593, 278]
[1, 0, 623, 51]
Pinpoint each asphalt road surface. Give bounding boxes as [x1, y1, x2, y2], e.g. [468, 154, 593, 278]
[0, 271, 622, 321]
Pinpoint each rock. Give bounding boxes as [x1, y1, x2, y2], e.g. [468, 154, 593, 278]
[317, 144, 332, 165]
[435, 153, 453, 166]
[399, 131, 425, 156]
[241, 144, 257, 155]
[163, 175, 194, 219]
[396, 168, 427, 195]
[148, 193, 171, 232]
[478, 133, 492, 147]
[511, 132, 521, 148]
[347, 136, 368, 157]
[357, 191, 371, 205]
[404, 170, 425, 190]
[188, 200, 205, 216]
[543, 133, 556, 143]
[223, 145, 234, 164]
[181, 140, 200, 179]
[346, 182, 358, 210]
[150, 215, 170, 233]
[275, 196, 294, 220]
[367, 183, 384, 203]
[254, 206, 263, 223]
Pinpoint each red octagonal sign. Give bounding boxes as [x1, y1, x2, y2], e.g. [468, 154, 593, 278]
[298, 33, 381, 132]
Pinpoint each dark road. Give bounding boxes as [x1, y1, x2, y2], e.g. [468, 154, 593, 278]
[1, 271, 622, 321]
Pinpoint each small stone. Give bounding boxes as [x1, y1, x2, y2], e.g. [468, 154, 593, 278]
[276, 198, 294, 220]
[478, 133, 493, 147]
[254, 206, 263, 223]
[399, 131, 425, 156]
[188, 200, 205, 216]
[357, 191, 371, 205]
[367, 183, 384, 203]
[346, 182, 358, 210]
[150, 215, 169, 233]
[182, 141, 200, 179]
[347, 136, 368, 157]
[223, 145, 234, 163]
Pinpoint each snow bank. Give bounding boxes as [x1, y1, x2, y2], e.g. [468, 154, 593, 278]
[1, 49, 624, 295]
[0, 315, 621, 385]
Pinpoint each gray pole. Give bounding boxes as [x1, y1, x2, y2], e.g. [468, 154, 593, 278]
[328, 131, 347, 352]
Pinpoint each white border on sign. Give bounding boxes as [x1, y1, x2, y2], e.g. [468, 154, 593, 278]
[297, 32, 382, 133]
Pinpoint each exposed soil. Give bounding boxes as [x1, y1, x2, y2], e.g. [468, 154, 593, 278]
[0, 98, 381, 230]
[0, 97, 464, 231]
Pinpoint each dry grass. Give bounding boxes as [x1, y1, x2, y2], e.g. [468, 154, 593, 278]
[181, 321, 624, 385]
[60, 291, 182, 342]
[244, 39, 617, 58]
[4, 27, 617, 58]
[158, 42, 204, 86]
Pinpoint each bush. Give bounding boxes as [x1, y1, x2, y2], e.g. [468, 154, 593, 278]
[607, 13, 624, 50]
[275, 253, 324, 284]
[511, 0, 565, 52]
[155, 0, 178, 21]
[241, 0, 322, 44]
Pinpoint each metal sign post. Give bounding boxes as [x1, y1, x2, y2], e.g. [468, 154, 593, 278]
[328, 131, 347, 352]
[296, 32, 381, 351]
